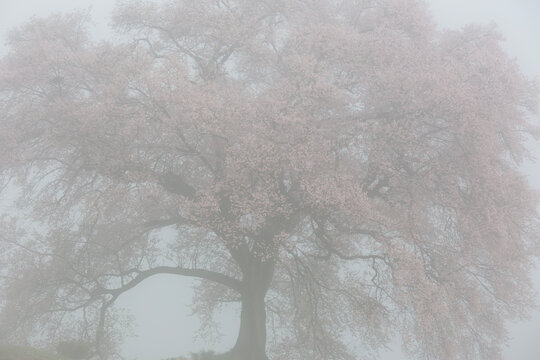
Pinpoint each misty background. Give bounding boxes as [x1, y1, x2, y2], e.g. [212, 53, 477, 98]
[1, 0, 539, 359]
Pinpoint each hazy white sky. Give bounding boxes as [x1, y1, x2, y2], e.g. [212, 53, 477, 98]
[1, 1, 539, 359]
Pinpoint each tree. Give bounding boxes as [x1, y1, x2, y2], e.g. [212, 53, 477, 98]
[0, 0, 538, 359]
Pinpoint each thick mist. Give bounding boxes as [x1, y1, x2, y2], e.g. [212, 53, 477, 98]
[1, 1, 539, 360]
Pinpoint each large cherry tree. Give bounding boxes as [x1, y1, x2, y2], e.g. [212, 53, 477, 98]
[0, 0, 539, 359]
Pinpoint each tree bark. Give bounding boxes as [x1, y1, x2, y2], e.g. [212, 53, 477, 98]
[228, 285, 268, 360]
[219, 251, 274, 360]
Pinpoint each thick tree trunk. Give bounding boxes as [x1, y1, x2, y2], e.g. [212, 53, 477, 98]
[218, 249, 274, 360]
[217, 221, 281, 360]
[228, 285, 268, 360]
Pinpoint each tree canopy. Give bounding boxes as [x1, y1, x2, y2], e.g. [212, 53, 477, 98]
[0, 0, 539, 359]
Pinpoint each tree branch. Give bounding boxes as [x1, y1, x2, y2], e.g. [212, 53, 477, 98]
[94, 266, 244, 296]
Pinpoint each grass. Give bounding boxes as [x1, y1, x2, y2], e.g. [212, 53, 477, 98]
[0, 344, 68, 360]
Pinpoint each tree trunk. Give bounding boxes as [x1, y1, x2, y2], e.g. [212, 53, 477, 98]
[228, 286, 268, 360]
[219, 252, 274, 360]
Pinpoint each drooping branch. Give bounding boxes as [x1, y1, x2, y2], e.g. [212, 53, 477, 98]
[309, 217, 390, 264]
[94, 266, 244, 296]
[95, 295, 118, 359]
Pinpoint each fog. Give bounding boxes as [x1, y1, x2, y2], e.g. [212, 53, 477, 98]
[0, 1, 539, 360]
